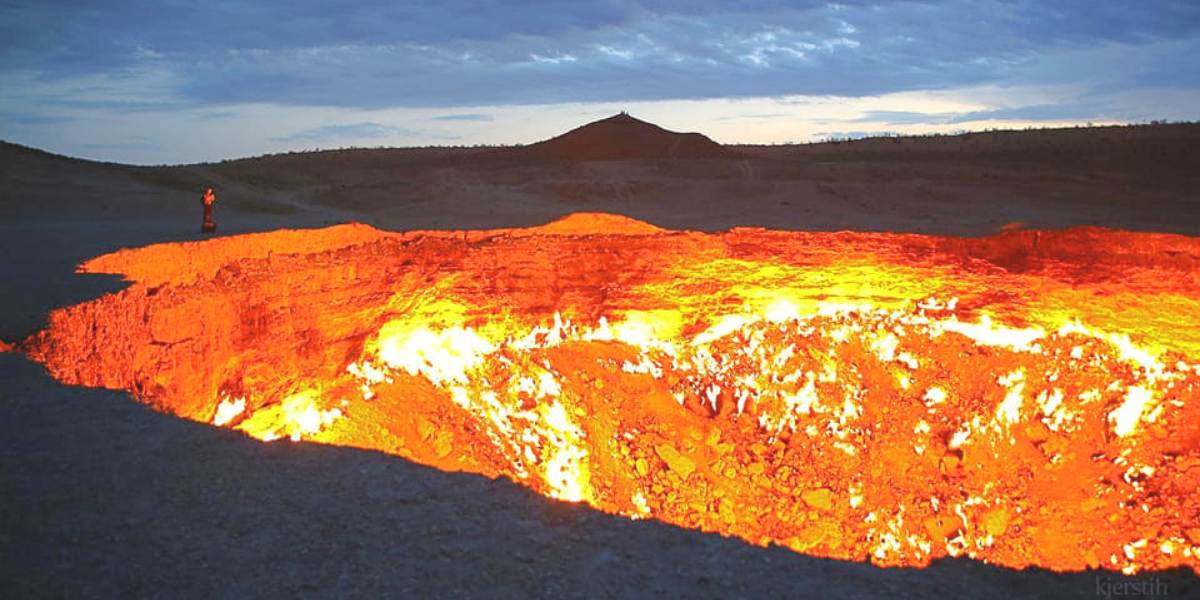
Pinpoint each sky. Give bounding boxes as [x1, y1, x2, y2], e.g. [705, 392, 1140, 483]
[1, 0, 1198, 165]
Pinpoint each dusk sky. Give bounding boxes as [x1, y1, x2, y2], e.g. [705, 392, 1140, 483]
[2, 0, 1198, 164]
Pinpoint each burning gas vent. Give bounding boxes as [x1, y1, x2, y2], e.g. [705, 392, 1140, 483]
[24, 214, 1200, 575]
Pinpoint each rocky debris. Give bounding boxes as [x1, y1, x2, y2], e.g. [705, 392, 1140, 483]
[925, 515, 962, 540]
[800, 488, 834, 512]
[983, 508, 1011, 537]
[788, 521, 843, 552]
[1187, 528, 1200, 545]
[635, 457, 649, 477]
[654, 444, 696, 479]
[434, 432, 455, 459]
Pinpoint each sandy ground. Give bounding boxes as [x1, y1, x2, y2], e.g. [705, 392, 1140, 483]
[2, 125, 1199, 598]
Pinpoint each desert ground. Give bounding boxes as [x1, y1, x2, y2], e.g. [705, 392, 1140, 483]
[2, 116, 1199, 598]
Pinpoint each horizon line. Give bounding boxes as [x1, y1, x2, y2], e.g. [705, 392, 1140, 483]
[3, 118, 1196, 169]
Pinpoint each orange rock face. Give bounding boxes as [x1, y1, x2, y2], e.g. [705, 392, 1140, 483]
[24, 214, 1200, 574]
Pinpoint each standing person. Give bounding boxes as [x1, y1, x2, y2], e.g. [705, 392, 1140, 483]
[201, 187, 217, 233]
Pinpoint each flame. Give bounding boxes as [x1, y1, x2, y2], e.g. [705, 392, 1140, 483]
[24, 218, 1200, 575]
[538, 401, 591, 502]
[212, 396, 246, 426]
[234, 390, 343, 443]
[361, 307, 594, 503]
[323, 293, 1196, 572]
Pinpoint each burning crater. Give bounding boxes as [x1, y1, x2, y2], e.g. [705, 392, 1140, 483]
[21, 213, 1200, 574]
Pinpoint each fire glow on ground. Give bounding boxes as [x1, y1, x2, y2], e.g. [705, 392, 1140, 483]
[22, 213, 1200, 575]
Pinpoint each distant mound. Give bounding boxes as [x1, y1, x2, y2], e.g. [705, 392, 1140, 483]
[518, 113, 737, 161]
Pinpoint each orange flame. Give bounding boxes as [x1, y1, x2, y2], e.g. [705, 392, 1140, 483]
[24, 215, 1200, 575]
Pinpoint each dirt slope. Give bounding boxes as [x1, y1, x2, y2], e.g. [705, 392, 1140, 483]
[515, 113, 738, 161]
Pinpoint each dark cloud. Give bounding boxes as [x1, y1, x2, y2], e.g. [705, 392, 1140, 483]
[0, 112, 77, 126]
[35, 98, 189, 113]
[2, 0, 1198, 163]
[3, 1, 1198, 109]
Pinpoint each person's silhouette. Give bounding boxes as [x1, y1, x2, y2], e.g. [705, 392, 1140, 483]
[201, 187, 217, 233]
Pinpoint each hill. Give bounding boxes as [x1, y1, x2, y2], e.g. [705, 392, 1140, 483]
[516, 112, 737, 161]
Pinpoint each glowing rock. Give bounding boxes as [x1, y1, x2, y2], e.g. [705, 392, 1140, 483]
[654, 444, 696, 479]
[801, 488, 835, 511]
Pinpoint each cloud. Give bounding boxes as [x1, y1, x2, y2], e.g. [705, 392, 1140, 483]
[812, 130, 903, 141]
[269, 122, 417, 143]
[850, 91, 1191, 126]
[2, 1, 1198, 161]
[945, 103, 1107, 123]
[716, 113, 793, 121]
[82, 140, 163, 151]
[0, 112, 76, 126]
[4, 1, 1198, 109]
[431, 113, 493, 121]
[853, 111, 961, 125]
[194, 111, 238, 121]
